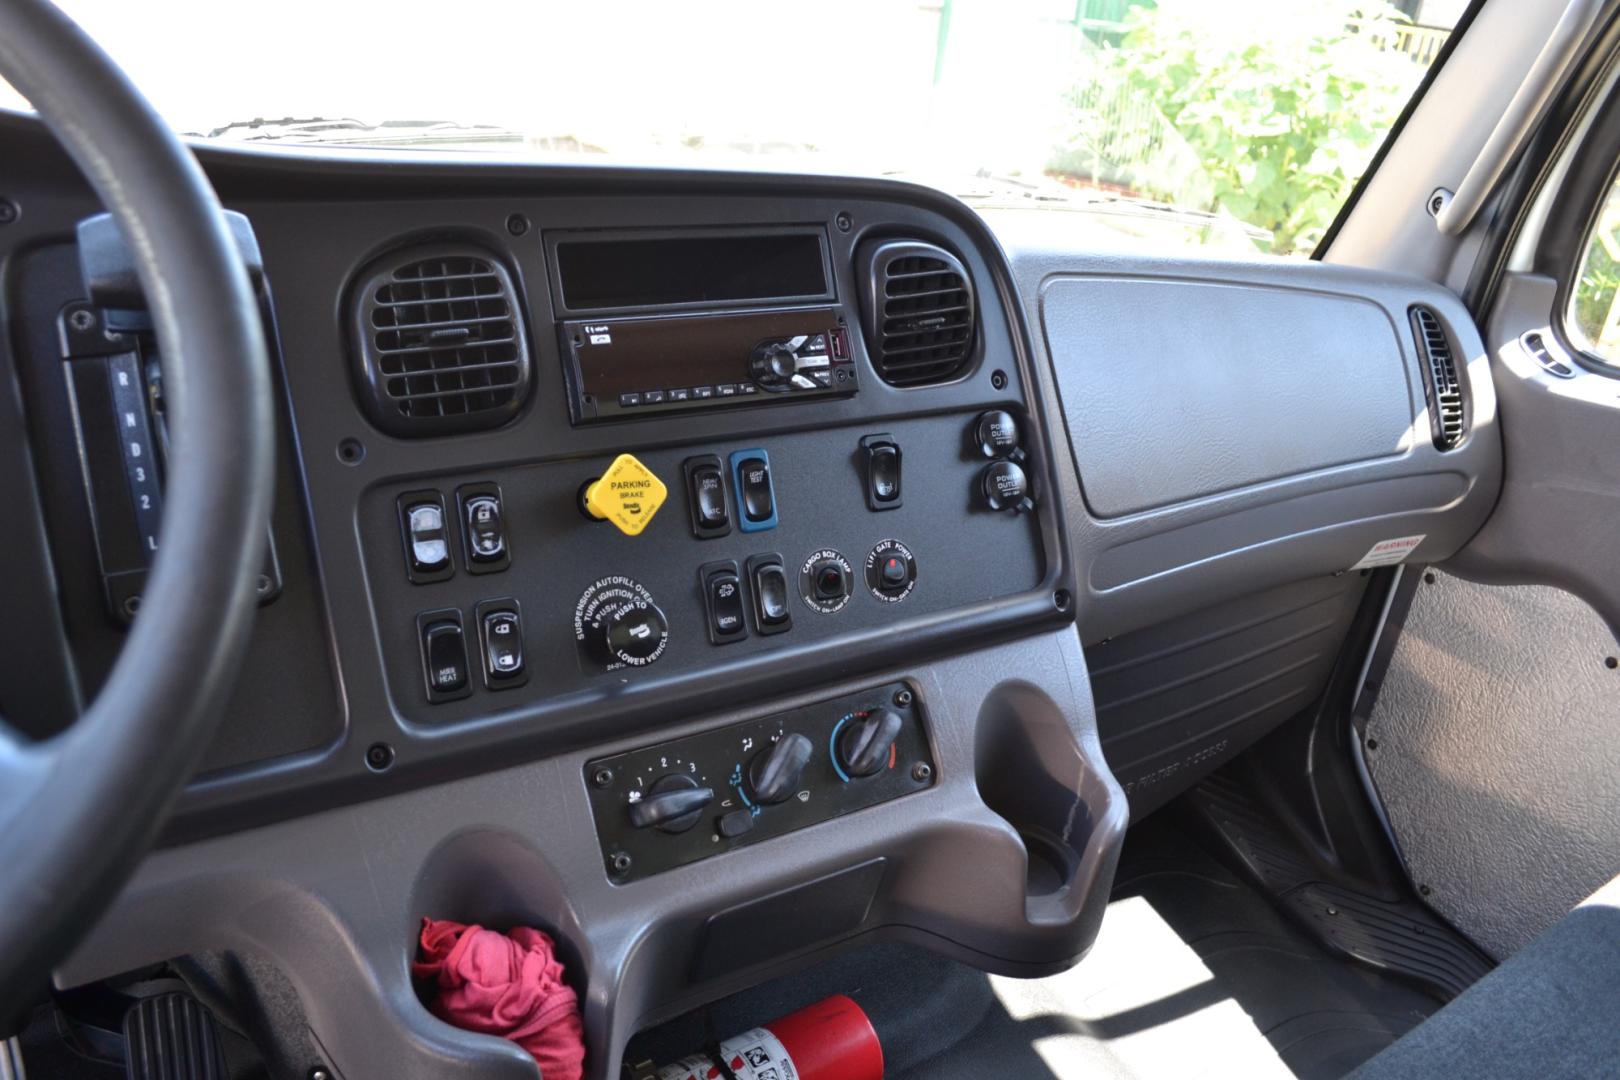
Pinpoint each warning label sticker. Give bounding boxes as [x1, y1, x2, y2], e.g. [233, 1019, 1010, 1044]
[656, 1027, 797, 1080]
[1349, 534, 1425, 571]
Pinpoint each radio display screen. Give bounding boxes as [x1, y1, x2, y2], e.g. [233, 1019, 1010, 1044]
[556, 231, 829, 311]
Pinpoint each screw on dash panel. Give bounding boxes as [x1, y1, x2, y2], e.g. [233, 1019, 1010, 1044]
[911, 762, 933, 783]
[990, 369, 1008, 390]
[0, 197, 17, 225]
[307, 1069, 333, 1080]
[835, 211, 853, 232]
[893, 688, 913, 708]
[365, 742, 395, 772]
[506, 213, 530, 237]
[592, 767, 615, 788]
[608, 852, 633, 877]
[68, 307, 96, 331]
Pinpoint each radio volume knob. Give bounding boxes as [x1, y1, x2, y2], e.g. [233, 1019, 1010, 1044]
[750, 342, 799, 391]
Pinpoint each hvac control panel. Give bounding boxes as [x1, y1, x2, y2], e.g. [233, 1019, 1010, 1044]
[362, 408, 1043, 727]
[584, 682, 934, 882]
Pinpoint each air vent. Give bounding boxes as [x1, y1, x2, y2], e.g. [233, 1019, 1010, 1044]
[857, 240, 977, 387]
[1410, 306, 1466, 450]
[351, 246, 531, 436]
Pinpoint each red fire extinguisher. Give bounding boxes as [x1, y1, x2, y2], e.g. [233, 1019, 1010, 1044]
[654, 994, 883, 1080]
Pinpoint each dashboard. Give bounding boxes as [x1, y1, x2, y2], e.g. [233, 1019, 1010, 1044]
[0, 108, 1501, 1080]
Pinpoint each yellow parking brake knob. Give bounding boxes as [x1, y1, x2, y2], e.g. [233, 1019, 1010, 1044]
[584, 453, 667, 536]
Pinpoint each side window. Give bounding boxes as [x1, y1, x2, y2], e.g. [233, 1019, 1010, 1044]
[1569, 177, 1620, 362]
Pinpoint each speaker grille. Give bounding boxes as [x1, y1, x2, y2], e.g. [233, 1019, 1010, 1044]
[351, 246, 531, 436]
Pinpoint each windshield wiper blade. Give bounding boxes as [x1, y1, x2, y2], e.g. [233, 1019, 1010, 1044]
[186, 116, 526, 146]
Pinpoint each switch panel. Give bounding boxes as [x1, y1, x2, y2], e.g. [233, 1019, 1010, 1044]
[363, 409, 1050, 730]
[399, 491, 453, 584]
[416, 609, 471, 702]
[457, 483, 510, 573]
[586, 681, 934, 882]
[730, 448, 777, 532]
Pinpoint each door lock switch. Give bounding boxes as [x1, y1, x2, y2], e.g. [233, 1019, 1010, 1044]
[458, 485, 510, 572]
[476, 600, 527, 688]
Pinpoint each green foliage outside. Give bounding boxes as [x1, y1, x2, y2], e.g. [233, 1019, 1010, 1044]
[1572, 184, 1620, 350]
[1055, 1, 1431, 255]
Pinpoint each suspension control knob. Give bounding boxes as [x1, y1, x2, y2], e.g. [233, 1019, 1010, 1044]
[575, 577, 670, 669]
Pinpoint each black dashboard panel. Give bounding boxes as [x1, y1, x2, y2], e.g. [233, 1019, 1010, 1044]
[0, 115, 1074, 842]
[363, 412, 1043, 731]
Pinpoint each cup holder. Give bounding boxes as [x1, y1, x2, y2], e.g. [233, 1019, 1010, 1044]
[1019, 827, 1080, 898]
[976, 681, 1116, 922]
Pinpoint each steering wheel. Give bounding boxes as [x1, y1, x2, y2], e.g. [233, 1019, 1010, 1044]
[0, 0, 274, 1020]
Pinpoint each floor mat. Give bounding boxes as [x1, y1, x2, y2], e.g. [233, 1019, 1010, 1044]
[630, 817, 1438, 1080]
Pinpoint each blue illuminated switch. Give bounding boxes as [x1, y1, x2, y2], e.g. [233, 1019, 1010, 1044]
[729, 448, 778, 532]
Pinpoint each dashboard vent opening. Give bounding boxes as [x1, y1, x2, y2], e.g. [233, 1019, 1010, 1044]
[857, 240, 977, 387]
[351, 247, 531, 436]
[1410, 306, 1467, 451]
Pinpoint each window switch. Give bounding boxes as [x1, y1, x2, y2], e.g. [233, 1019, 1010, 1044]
[700, 561, 747, 644]
[476, 600, 528, 688]
[747, 554, 792, 635]
[684, 455, 731, 538]
[458, 484, 510, 573]
[860, 434, 902, 511]
[730, 448, 778, 532]
[417, 610, 472, 703]
[399, 491, 453, 583]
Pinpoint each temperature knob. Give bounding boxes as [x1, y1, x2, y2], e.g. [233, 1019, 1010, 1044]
[575, 577, 670, 669]
[837, 708, 904, 779]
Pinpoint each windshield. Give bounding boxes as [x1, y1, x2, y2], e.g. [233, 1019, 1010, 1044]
[1, 0, 1466, 256]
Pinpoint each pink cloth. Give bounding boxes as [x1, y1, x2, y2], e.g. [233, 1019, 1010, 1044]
[413, 918, 587, 1080]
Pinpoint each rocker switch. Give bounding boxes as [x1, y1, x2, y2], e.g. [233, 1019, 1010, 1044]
[860, 434, 902, 511]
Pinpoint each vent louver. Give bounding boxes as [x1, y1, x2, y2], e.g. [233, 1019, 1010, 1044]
[351, 246, 531, 436]
[1410, 306, 1466, 450]
[857, 240, 977, 387]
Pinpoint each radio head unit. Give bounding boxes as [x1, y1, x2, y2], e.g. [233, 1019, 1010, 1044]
[562, 306, 858, 423]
